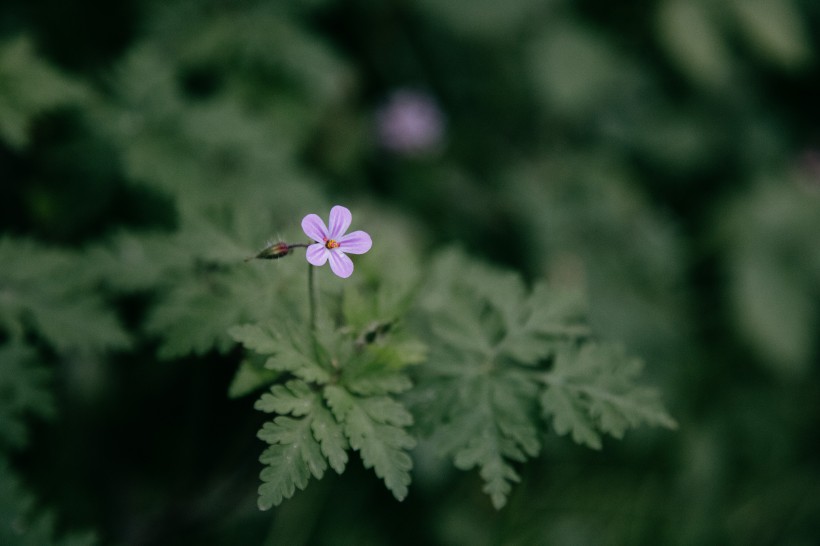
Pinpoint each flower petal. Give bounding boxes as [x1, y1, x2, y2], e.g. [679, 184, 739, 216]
[306, 244, 329, 266]
[302, 214, 328, 243]
[338, 230, 372, 255]
[327, 205, 352, 240]
[328, 250, 354, 278]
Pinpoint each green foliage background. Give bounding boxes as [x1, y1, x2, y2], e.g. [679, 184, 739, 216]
[2, 0, 819, 544]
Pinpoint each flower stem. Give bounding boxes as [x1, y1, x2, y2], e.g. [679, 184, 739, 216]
[307, 262, 316, 334]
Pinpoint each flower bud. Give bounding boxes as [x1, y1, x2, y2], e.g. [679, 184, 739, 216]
[248, 241, 292, 261]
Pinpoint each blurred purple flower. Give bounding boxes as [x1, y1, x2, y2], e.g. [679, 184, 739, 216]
[376, 89, 445, 155]
[302, 205, 372, 278]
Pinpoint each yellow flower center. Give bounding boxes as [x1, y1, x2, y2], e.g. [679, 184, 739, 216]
[325, 239, 340, 249]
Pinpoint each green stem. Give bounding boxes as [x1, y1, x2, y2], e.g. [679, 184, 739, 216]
[308, 262, 316, 334]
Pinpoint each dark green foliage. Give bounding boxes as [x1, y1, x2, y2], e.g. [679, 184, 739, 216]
[0, 458, 96, 546]
[0, 343, 53, 451]
[720, 181, 820, 375]
[0, 238, 129, 353]
[409, 249, 675, 508]
[231, 305, 419, 508]
[229, 245, 672, 510]
[2, 0, 818, 543]
[0, 36, 89, 150]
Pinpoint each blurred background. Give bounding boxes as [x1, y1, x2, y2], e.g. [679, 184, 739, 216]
[1, 0, 819, 544]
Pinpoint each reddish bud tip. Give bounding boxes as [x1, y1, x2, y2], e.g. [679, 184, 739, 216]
[252, 241, 292, 260]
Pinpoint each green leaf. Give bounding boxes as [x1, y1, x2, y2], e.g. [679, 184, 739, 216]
[310, 400, 349, 474]
[453, 431, 521, 510]
[412, 249, 673, 507]
[720, 182, 820, 376]
[324, 385, 415, 501]
[228, 324, 280, 355]
[227, 357, 280, 399]
[257, 416, 327, 510]
[540, 380, 603, 450]
[420, 371, 540, 509]
[237, 291, 420, 506]
[656, 0, 732, 88]
[0, 342, 54, 450]
[540, 344, 677, 449]
[147, 263, 290, 359]
[0, 36, 89, 149]
[89, 205, 309, 359]
[340, 342, 420, 396]
[0, 238, 130, 354]
[255, 380, 315, 416]
[230, 321, 331, 383]
[729, 0, 811, 68]
[254, 382, 350, 509]
[529, 21, 631, 118]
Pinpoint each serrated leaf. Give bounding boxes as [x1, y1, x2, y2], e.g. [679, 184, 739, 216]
[232, 321, 331, 383]
[420, 250, 587, 368]
[136, 207, 311, 359]
[340, 343, 417, 396]
[255, 380, 314, 415]
[414, 249, 673, 507]
[540, 383, 602, 449]
[147, 265, 275, 358]
[29, 298, 130, 355]
[228, 324, 280, 354]
[257, 416, 327, 509]
[227, 357, 280, 398]
[264, 349, 331, 385]
[525, 282, 588, 336]
[310, 400, 349, 474]
[422, 373, 539, 509]
[324, 385, 414, 501]
[541, 344, 677, 449]
[0, 238, 130, 354]
[453, 433, 521, 510]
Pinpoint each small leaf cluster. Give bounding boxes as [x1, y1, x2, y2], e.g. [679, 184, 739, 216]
[230, 294, 423, 509]
[0, 237, 129, 452]
[408, 249, 677, 508]
[0, 238, 124, 544]
[230, 245, 675, 511]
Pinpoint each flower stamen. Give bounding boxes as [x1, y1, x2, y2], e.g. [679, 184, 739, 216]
[325, 239, 340, 249]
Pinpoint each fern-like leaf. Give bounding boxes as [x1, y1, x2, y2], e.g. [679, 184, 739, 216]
[233, 300, 418, 507]
[310, 401, 349, 474]
[257, 415, 327, 510]
[0, 238, 130, 354]
[324, 385, 415, 501]
[420, 371, 540, 509]
[540, 344, 678, 449]
[229, 322, 331, 383]
[412, 249, 674, 508]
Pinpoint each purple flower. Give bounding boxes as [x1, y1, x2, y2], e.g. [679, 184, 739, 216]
[376, 89, 445, 156]
[302, 205, 372, 278]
